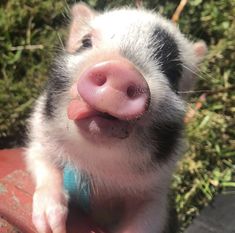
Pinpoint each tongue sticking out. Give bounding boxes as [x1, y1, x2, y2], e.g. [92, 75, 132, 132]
[67, 99, 98, 121]
[67, 98, 132, 139]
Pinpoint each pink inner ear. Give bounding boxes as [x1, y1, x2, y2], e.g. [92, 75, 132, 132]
[71, 3, 95, 20]
[193, 41, 207, 58]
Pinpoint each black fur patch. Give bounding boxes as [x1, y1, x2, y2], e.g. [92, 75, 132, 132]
[149, 120, 183, 162]
[44, 56, 69, 118]
[133, 118, 183, 173]
[150, 27, 182, 90]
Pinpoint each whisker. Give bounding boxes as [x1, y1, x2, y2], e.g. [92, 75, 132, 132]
[57, 32, 65, 51]
[182, 64, 210, 81]
[63, 0, 71, 18]
[177, 90, 211, 94]
[179, 85, 235, 95]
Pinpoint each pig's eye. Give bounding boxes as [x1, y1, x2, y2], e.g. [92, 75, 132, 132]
[76, 34, 92, 53]
[81, 34, 92, 49]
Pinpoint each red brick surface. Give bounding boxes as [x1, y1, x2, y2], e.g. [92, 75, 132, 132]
[0, 149, 105, 233]
[0, 149, 36, 232]
[0, 217, 20, 233]
[0, 169, 36, 232]
[0, 148, 25, 179]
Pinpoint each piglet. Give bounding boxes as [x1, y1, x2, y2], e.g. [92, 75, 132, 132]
[25, 3, 207, 233]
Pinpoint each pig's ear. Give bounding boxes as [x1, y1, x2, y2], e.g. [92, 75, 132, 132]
[71, 3, 96, 20]
[178, 41, 207, 96]
[193, 40, 208, 62]
[66, 3, 97, 53]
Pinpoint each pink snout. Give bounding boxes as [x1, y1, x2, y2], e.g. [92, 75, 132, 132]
[77, 60, 150, 120]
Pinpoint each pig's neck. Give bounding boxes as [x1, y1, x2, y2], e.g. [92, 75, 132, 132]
[63, 139, 175, 198]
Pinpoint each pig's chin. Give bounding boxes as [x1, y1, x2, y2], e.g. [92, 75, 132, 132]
[75, 115, 132, 139]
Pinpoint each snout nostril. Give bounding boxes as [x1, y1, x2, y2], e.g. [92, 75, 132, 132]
[127, 85, 137, 98]
[127, 85, 148, 98]
[92, 73, 107, 86]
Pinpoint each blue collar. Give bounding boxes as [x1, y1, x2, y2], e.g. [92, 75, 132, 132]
[63, 164, 90, 212]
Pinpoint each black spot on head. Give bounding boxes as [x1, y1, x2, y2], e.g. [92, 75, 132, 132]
[149, 27, 182, 91]
[44, 56, 69, 118]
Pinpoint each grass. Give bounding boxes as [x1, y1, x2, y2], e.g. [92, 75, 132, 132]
[0, 0, 234, 232]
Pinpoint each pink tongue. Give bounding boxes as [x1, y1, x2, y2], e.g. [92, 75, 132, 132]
[67, 99, 98, 121]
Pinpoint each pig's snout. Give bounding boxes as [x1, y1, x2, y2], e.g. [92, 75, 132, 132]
[77, 60, 150, 120]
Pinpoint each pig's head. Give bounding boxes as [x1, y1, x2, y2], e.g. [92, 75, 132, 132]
[43, 3, 206, 169]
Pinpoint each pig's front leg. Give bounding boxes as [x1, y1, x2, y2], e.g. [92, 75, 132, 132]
[27, 149, 68, 233]
[116, 197, 168, 233]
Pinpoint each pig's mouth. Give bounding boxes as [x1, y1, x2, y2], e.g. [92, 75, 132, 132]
[67, 99, 132, 139]
[98, 112, 117, 120]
